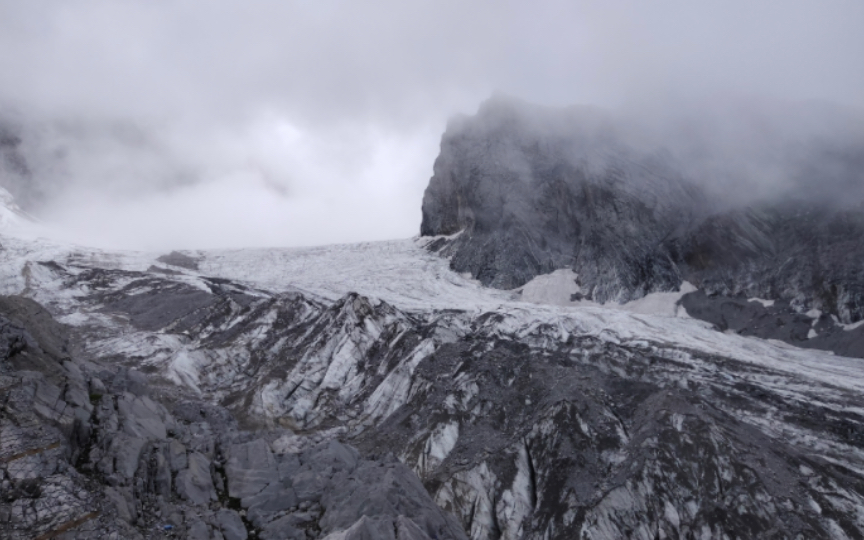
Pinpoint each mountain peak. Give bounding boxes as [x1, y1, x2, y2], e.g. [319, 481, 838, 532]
[421, 97, 864, 321]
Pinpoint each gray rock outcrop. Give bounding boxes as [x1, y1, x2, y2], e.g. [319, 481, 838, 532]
[420, 95, 864, 327]
[0, 295, 469, 540]
[421, 97, 703, 299]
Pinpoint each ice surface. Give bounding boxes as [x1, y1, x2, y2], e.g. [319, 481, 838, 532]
[835, 316, 864, 332]
[2, 224, 864, 400]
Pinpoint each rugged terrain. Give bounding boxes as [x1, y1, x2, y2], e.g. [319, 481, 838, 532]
[3, 98, 864, 539]
[420, 97, 864, 341]
[2, 227, 864, 539]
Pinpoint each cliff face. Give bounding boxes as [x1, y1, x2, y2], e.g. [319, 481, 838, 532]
[421, 97, 706, 301]
[421, 96, 864, 322]
[678, 201, 864, 323]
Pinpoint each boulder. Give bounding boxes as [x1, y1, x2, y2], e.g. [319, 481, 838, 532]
[175, 451, 216, 506]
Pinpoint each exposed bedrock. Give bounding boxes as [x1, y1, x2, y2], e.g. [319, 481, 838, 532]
[679, 290, 864, 359]
[678, 203, 864, 325]
[13, 256, 864, 539]
[356, 331, 864, 540]
[420, 96, 864, 322]
[420, 97, 702, 300]
[0, 294, 469, 540]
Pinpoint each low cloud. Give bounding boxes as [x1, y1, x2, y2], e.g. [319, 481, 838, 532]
[0, 0, 861, 249]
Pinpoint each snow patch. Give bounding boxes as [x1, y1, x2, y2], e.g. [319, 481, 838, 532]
[664, 500, 681, 529]
[435, 462, 498, 540]
[417, 421, 459, 476]
[620, 281, 697, 318]
[518, 268, 697, 318]
[364, 339, 437, 422]
[166, 349, 204, 394]
[271, 432, 312, 454]
[518, 269, 582, 306]
[835, 316, 864, 332]
[749, 298, 775, 308]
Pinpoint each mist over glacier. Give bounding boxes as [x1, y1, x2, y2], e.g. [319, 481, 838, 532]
[4, 4, 864, 539]
[0, 0, 863, 249]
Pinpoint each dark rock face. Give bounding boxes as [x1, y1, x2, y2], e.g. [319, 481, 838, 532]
[0, 294, 469, 540]
[421, 96, 864, 323]
[0, 316, 27, 360]
[679, 290, 864, 359]
[421, 97, 704, 300]
[156, 252, 201, 272]
[679, 202, 864, 324]
[0, 296, 70, 374]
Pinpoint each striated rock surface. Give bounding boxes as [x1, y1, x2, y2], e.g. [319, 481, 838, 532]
[420, 96, 864, 329]
[4, 231, 864, 538]
[420, 97, 705, 299]
[0, 290, 469, 539]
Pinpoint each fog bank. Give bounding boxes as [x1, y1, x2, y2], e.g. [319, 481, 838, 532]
[0, 1, 862, 249]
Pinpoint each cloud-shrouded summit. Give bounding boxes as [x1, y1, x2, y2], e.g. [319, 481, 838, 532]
[0, 0, 862, 249]
[4, 5, 864, 539]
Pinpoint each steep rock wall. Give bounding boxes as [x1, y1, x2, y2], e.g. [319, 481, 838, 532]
[421, 96, 864, 321]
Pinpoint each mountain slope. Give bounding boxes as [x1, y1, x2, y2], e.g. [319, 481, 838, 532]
[3, 100, 864, 538]
[421, 97, 705, 300]
[420, 96, 864, 330]
[3, 226, 864, 538]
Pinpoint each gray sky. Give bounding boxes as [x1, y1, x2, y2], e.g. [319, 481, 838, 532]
[0, 0, 862, 249]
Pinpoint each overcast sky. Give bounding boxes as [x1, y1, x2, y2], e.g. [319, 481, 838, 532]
[0, 0, 862, 250]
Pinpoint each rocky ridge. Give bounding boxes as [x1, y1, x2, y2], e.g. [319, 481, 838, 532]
[0, 294, 468, 540]
[2, 233, 864, 538]
[420, 96, 864, 332]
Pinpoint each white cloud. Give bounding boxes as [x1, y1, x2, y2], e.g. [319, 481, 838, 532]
[0, 0, 862, 249]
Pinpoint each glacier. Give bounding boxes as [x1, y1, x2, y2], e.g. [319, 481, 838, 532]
[3, 216, 864, 538]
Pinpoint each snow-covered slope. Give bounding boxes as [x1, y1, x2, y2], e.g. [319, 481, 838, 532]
[3, 231, 860, 394]
[4, 209, 864, 538]
[0, 186, 39, 235]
